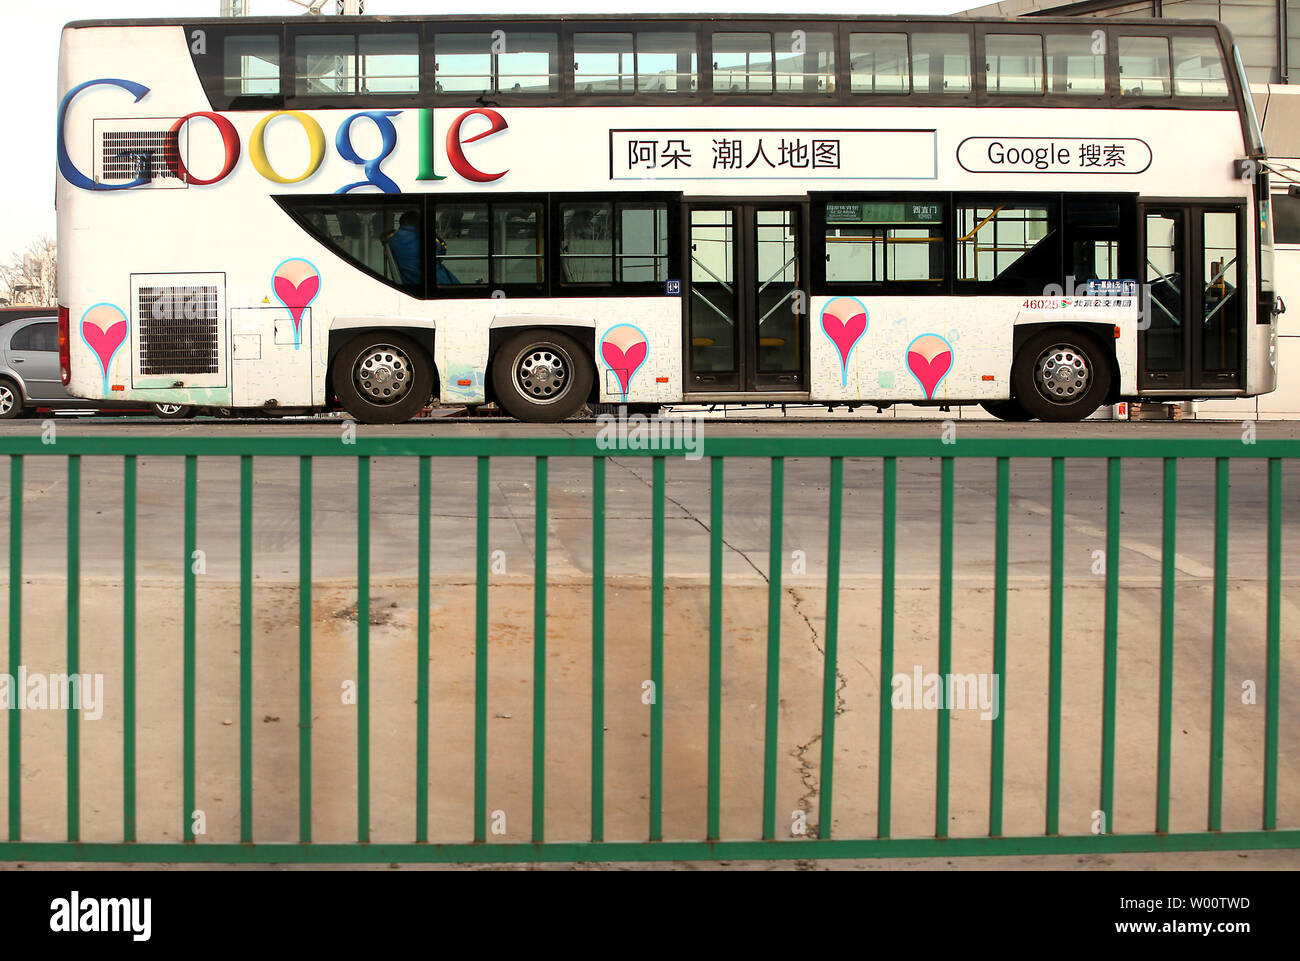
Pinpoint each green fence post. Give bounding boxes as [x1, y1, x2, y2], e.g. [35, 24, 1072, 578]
[649, 456, 665, 842]
[708, 456, 724, 842]
[936, 456, 953, 839]
[989, 457, 1009, 837]
[592, 456, 606, 843]
[67, 455, 80, 843]
[239, 455, 253, 843]
[182, 455, 197, 842]
[299, 456, 312, 844]
[6, 456, 20, 842]
[819, 456, 844, 840]
[357, 456, 370, 844]
[474, 456, 490, 843]
[123, 455, 137, 843]
[533, 456, 548, 844]
[1157, 457, 1177, 834]
[878, 456, 896, 840]
[1047, 457, 1064, 836]
[762, 457, 785, 841]
[1101, 458, 1121, 835]
[417, 455, 431, 844]
[1265, 458, 1281, 830]
[1209, 458, 1229, 831]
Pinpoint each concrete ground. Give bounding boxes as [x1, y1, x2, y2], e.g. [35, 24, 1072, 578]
[0, 418, 1297, 869]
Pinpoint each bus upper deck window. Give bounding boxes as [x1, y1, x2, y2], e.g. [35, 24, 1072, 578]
[1172, 36, 1229, 97]
[295, 32, 418, 96]
[850, 33, 909, 94]
[435, 32, 557, 96]
[223, 34, 280, 97]
[635, 32, 697, 94]
[712, 32, 774, 94]
[912, 32, 971, 93]
[985, 34, 1044, 95]
[1045, 32, 1104, 95]
[574, 33, 635, 94]
[775, 31, 834, 94]
[496, 33, 558, 94]
[1118, 36, 1171, 97]
[435, 34, 491, 94]
[359, 34, 418, 94]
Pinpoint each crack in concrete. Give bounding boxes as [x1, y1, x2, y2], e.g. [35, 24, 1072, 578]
[788, 585, 849, 841]
[608, 456, 769, 581]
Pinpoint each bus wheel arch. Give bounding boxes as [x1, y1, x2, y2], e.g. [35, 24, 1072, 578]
[489, 326, 595, 423]
[327, 326, 438, 419]
[329, 329, 437, 424]
[1011, 324, 1114, 422]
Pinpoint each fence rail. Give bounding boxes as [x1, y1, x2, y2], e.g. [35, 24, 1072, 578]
[0, 435, 1296, 863]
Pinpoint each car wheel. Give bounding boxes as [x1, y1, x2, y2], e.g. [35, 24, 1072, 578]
[153, 403, 197, 419]
[0, 379, 23, 420]
[1011, 330, 1111, 423]
[332, 331, 434, 424]
[491, 329, 593, 423]
[980, 398, 1031, 422]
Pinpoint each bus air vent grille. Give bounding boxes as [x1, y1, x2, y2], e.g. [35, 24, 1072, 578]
[101, 130, 180, 182]
[136, 286, 220, 375]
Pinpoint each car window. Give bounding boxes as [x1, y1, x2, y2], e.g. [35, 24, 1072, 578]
[12, 323, 58, 352]
[8, 325, 35, 350]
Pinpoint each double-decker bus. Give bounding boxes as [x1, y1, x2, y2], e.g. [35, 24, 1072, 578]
[55, 13, 1278, 422]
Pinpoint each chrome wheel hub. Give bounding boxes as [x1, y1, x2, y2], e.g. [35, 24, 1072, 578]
[0, 385, 13, 415]
[1034, 344, 1091, 405]
[515, 347, 570, 403]
[354, 346, 412, 405]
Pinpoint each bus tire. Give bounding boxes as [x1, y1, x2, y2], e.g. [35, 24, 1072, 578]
[332, 331, 434, 424]
[492, 329, 593, 423]
[0, 378, 24, 420]
[980, 398, 1031, 422]
[1012, 329, 1111, 422]
[153, 403, 197, 419]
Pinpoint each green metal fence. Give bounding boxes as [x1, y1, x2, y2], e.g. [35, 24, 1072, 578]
[0, 435, 1295, 863]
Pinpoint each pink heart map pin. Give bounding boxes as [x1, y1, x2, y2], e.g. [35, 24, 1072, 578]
[820, 297, 868, 386]
[600, 324, 649, 399]
[906, 333, 954, 400]
[80, 304, 129, 391]
[272, 258, 320, 349]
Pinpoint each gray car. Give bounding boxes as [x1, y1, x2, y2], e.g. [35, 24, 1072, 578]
[0, 315, 195, 419]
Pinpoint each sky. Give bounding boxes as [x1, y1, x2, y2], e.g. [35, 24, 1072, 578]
[0, 0, 974, 269]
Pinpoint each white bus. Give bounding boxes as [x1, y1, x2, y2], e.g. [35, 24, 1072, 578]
[55, 13, 1278, 423]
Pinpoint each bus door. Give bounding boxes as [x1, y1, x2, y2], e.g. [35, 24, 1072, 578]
[685, 203, 808, 392]
[1139, 204, 1244, 390]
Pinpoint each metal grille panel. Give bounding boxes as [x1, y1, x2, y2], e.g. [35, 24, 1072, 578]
[101, 131, 179, 182]
[136, 286, 220, 375]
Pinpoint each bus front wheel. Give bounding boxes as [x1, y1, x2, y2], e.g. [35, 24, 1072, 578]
[1011, 330, 1111, 422]
[332, 332, 435, 424]
[492, 329, 593, 423]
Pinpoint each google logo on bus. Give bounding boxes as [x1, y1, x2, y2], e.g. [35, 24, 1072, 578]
[57, 78, 509, 193]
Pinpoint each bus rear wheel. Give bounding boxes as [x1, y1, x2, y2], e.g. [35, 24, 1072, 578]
[1012, 329, 1111, 422]
[332, 332, 434, 424]
[492, 329, 593, 423]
